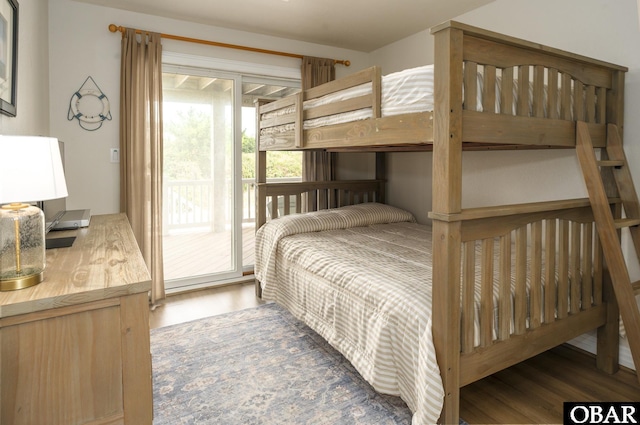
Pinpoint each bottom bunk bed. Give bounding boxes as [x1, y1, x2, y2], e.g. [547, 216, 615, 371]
[254, 185, 618, 424]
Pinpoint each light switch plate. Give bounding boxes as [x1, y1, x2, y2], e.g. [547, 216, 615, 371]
[110, 148, 120, 163]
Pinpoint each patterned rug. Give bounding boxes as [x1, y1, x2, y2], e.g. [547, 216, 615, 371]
[150, 302, 414, 424]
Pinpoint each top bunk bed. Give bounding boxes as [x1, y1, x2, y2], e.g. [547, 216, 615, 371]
[257, 20, 627, 152]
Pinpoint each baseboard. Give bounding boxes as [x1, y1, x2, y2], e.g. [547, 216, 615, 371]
[568, 331, 635, 371]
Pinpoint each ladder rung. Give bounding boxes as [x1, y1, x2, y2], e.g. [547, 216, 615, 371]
[614, 218, 640, 229]
[597, 160, 625, 168]
[633, 280, 640, 296]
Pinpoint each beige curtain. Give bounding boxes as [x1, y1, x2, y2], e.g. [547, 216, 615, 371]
[302, 57, 336, 211]
[119, 28, 165, 307]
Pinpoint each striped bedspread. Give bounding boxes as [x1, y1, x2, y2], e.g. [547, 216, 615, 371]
[255, 203, 444, 425]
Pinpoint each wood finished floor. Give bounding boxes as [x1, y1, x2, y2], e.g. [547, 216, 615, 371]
[150, 283, 640, 425]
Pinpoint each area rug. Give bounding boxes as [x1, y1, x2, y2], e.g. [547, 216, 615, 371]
[150, 302, 414, 424]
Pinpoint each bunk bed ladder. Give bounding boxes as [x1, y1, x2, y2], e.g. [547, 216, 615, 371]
[576, 121, 640, 381]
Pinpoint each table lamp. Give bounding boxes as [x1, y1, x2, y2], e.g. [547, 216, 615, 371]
[0, 136, 68, 291]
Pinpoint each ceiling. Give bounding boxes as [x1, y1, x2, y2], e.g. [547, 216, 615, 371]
[162, 70, 301, 106]
[75, 0, 495, 52]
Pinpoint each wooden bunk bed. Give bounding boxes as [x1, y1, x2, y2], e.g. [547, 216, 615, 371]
[253, 21, 631, 424]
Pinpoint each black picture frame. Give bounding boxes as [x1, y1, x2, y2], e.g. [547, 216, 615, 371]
[0, 0, 17, 117]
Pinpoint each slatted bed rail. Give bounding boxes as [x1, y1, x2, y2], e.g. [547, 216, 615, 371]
[458, 32, 619, 148]
[255, 179, 385, 228]
[459, 202, 602, 347]
[305, 66, 381, 118]
[450, 200, 608, 385]
[257, 22, 625, 154]
[258, 67, 382, 151]
[257, 93, 303, 150]
[463, 62, 608, 123]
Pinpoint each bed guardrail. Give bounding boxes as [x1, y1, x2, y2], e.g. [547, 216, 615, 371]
[429, 197, 616, 386]
[255, 179, 385, 229]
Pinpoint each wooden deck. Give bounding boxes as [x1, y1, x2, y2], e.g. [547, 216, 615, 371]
[162, 223, 256, 281]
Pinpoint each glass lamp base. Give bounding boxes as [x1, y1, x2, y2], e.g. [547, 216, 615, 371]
[1, 203, 47, 291]
[0, 271, 44, 291]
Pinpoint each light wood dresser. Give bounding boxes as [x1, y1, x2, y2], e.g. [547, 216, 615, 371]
[0, 213, 153, 425]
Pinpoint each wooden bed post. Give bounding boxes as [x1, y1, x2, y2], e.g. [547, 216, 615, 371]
[430, 23, 464, 425]
[255, 98, 270, 231]
[375, 152, 386, 203]
[255, 99, 269, 298]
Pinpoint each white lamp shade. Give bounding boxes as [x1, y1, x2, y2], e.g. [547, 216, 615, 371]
[0, 135, 69, 204]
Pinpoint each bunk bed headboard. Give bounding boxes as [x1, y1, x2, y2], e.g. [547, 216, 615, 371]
[431, 20, 627, 150]
[255, 179, 386, 228]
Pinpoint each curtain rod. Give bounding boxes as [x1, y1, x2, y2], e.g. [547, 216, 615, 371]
[108, 24, 350, 67]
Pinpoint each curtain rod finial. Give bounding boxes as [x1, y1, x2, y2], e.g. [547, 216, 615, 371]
[334, 59, 351, 67]
[108, 24, 123, 33]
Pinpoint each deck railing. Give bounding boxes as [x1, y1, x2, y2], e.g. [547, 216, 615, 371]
[163, 177, 300, 232]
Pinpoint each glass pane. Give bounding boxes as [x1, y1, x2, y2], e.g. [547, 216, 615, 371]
[241, 106, 257, 268]
[162, 72, 235, 281]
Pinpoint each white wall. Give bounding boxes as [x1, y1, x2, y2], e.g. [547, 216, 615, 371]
[48, 0, 370, 214]
[370, 30, 433, 75]
[0, 0, 49, 136]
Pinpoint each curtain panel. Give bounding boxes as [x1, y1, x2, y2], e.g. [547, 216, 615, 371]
[119, 29, 165, 306]
[301, 57, 336, 211]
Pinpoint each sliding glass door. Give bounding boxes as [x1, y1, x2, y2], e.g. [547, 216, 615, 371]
[162, 68, 236, 290]
[161, 64, 300, 291]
